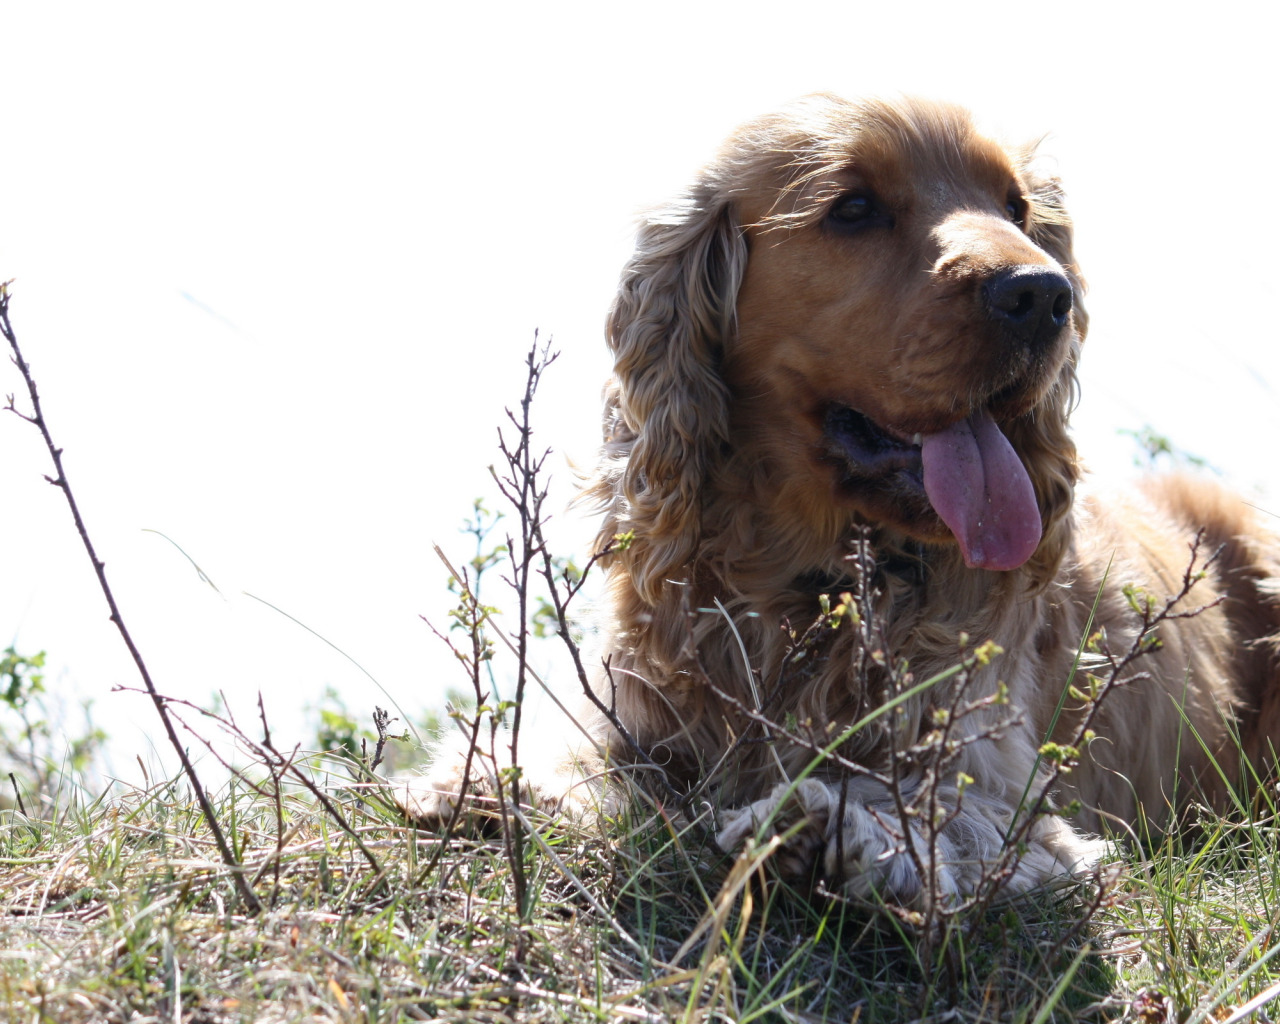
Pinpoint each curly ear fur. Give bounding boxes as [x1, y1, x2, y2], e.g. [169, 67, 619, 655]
[595, 194, 747, 604]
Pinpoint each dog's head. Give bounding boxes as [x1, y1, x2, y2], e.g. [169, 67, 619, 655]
[600, 95, 1086, 601]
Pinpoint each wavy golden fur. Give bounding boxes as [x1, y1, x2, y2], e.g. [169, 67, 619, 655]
[403, 95, 1280, 902]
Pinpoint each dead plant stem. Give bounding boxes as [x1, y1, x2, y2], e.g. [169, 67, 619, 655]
[0, 282, 262, 913]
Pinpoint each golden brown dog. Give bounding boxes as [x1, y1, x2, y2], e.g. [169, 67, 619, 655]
[404, 95, 1280, 903]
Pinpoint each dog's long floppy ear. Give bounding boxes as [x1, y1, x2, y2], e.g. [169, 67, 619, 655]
[1011, 168, 1088, 588]
[600, 192, 747, 605]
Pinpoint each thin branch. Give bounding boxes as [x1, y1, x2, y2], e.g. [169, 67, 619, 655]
[1, 283, 262, 913]
[367, 706, 394, 774]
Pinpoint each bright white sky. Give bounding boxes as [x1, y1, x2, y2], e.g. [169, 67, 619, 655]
[2, 3, 1277, 781]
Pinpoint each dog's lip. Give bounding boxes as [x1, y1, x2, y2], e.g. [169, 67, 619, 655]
[823, 387, 1034, 445]
[822, 399, 1043, 571]
[874, 420, 921, 445]
[822, 402, 974, 457]
[821, 404, 925, 475]
[882, 423, 927, 447]
[820, 398, 1002, 481]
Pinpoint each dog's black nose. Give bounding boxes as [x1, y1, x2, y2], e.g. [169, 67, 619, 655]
[983, 266, 1073, 347]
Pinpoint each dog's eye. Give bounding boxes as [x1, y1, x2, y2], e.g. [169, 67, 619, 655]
[831, 194, 872, 222]
[826, 192, 891, 232]
[1005, 196, 1027, 225]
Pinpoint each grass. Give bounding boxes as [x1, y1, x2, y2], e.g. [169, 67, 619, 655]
[2, 753, 1280, 1023]
[5, 289, 1280, 1022]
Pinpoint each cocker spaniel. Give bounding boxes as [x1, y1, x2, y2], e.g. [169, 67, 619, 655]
[403, 95, 1280, 904]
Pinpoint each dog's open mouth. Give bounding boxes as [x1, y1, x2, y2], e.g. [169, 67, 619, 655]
[823, 404, 1042, 571]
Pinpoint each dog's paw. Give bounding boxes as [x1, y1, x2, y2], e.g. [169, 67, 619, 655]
[389, 735, 604, 828]
[389, 758, 496, 826]
[716, 780, 1103, 905]
[717, 780, 956, 902]
[716, 779, 834, 882]
[821, 796, 960, 903]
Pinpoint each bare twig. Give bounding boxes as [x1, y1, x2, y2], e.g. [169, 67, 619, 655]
[415, 559, 494, 886]
[485, 339, 562, 928]
[9, 772, 27, 817]
[112, 683, 389, 887]
[367, 706, 395, 774]
[1, 283, 263, 914]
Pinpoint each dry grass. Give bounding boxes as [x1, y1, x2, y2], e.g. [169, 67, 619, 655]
[5, 290, 1280, 1022]
[3, 754, 1280, 1023]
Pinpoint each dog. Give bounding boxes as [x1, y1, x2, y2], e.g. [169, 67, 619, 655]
[401, 95, 1280, 904]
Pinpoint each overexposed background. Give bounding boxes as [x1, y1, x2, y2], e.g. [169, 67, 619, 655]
[2, 3, 1277, 780]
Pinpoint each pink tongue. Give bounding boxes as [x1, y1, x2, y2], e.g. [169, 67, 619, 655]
[920, 412, 1041, 571]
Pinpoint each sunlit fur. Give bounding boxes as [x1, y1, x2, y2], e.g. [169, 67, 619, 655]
[401, 96, 1280, 903]
[579, 95, 1280, 900]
